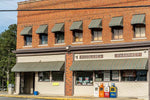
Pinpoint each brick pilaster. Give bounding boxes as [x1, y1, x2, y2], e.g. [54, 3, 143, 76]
[65, 53, 73, 96]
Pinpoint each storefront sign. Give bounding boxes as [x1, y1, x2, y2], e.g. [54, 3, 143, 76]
[122, 71, 136, 77]
[75, 55, 103, 60]
[75, 50, 147, 61]
[115, 53, 142, 58]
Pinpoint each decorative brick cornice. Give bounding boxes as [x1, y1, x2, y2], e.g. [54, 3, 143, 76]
[18, 0, 43, 5]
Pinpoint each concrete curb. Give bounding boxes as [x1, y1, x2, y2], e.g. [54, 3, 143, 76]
[0, 95, 90, 100]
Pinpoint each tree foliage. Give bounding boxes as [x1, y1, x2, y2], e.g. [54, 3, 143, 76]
[0, 24, 17, 88]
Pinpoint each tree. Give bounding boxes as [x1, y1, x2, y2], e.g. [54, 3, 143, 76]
[0, 24, 17, 89]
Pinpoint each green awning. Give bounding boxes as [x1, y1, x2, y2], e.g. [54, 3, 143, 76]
[12, 61, 64, 72]
[88, 19, 102, 29]
[70, 21, 83, 31]
[109, 17, 123, 27]
[20, 27, 32, 35]
[36, 25, 48, 34]
[70, 58, 148, 71]
[131, 14, 145, 25]
[51, 23, 64, 33]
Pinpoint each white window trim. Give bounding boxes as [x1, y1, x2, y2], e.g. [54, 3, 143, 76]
[38, 44, 48, 47]
[91, 40, 103, 43]
[54, 43, 65, 46]
[23, 45, 32, 48]
[72, 42, 83, 44]
[111, 39, 124, 42]
[132, 37, 147, 40]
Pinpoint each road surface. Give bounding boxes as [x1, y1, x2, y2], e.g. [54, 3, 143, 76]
[0, 97, 48, 100]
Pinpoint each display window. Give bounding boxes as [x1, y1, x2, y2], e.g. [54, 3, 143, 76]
[121, 70, 147, 81]
[52, 71, 64, 81]
[38, 72, 50, 82]
[76, 72, 93, 86]
[95, 71, 119, 82]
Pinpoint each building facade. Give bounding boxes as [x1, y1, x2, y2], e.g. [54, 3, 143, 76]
[12, 0, 150, 99]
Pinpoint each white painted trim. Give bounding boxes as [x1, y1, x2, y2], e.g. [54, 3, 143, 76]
[38, 44, 48, 47]
[91, 41, 103, 43]
[72, 42, 83, 44]
[23, 45, 32, 48]
[54, 43, 65, 46]
[132, 37, 147, 40]
[111, 39, 124, 42]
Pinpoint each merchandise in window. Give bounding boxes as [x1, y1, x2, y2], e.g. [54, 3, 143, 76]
[95, 71, 119, 82]
[52, 72, 64, 81]
[121, 70, 147, 81]
[92, 29, 102, 41]
[55, 32, 64, 44]
[76, 72, 93, 86]
[24, 35, 32, 46]
[39, 34, 48, 45]
[73, 31, 83, 42]
[38, 72, 50, 82]
[112, 27, 123, 40]
[134, 25, 145, 38]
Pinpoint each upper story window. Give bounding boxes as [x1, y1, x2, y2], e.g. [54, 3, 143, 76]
[36, 25, 48, 45]
[55, 32, 64, 44]
[109, 16, 123, 40]
[39, 34, 48, 45]
[70, 21, 83, 43]
[89, 19, 102, 41]
[131, 14, 146, 38]
[51, 23, 65, 44]
[20, 26, 32, 46]
[24, 35, 32, 46]
[112, 27, 123, 40]
[92, 29, 102, 41]
[73, 30, 83, 42]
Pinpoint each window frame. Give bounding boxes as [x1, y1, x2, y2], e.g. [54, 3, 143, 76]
[91, 28, 102, 41]
[51, 71, 64, 82]
[39, 34, 48, 45]
[121, 70, 147, 82]
[112, 27, 123, 40]
[38, 72, 50, 82]
[55, 32, 64, 44]
[73, 30, 83, 42]
[24, 35, 32, 46]
[133, 24, 146, 38]
[75, 71, 94, 86]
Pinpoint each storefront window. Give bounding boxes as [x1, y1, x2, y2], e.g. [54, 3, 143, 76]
[121, 70, 147, 81]
[52, 72, 64, 81]
[95, 71, 119, 82]
[38, 72, 50, 82]
[76, 72, 93, 86]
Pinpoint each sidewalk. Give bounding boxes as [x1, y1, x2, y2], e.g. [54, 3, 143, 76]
[0, 94, 145, 100]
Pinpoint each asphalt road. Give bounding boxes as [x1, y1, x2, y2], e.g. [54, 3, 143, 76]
[0, 97, 48, 100]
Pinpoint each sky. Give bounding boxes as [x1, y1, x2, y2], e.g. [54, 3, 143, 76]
[0, 0, 25, 33]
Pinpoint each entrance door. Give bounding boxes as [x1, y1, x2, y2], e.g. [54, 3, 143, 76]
[20, 72, 35, 94]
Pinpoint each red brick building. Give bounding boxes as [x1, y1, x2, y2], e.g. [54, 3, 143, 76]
[12, 0, 150, 99]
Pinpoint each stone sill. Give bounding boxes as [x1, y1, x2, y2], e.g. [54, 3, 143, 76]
[111, 39, 124, 42]
[132, 37, 147, 40]
[23, 45, 32, 48]
[72, 42, 83, 44]
[54, 43, 65, 46]
[91, 41, 103, 43]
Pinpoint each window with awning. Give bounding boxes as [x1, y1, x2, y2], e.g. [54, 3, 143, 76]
[109, 17, 123, 27]
[36, 25, 48, 34]
[70, 21, 83, 31]
[20, 26, 32, 36]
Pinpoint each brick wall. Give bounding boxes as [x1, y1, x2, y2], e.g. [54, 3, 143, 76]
[17, 0, 150, 49]
[65, 53, 73, 96]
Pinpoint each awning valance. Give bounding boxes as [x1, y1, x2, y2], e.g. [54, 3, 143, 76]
[12, 61, 64, 72]
[70, 58, 148, 71]
[51, 23, 64, 33]
[20, 27, 32, 36]
[36, 25, 48, 34]
[70, 21, 83, 31]
[88, 19, 102, 29]
[109, 17, 123, 27]
[131, 14, 145, 25]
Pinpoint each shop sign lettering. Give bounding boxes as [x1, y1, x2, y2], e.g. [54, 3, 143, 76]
[76, 55, 103, 60]
[115, 53, 142, 58]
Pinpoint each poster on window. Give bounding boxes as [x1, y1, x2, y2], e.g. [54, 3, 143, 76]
[112, 71, 119, 80]
[85, 77, 89, 82]
[104, 71, 110, 81]
[123, 71, 136, 77]
[79, 77, 83, 82]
